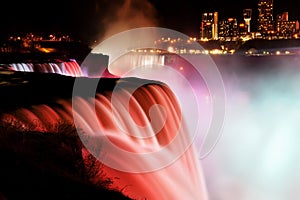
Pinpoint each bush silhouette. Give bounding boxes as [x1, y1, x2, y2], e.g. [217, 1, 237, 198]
[0, 121, 133, 200]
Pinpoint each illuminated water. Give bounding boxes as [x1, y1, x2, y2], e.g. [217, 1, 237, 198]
[2, 52, 300, 200]
[0, 70, 208, 199]
[0, 59, 83, 77]
[101, 52, 300, 200]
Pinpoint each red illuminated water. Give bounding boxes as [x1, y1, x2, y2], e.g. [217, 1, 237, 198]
[0, 75, 208, 199]
[2, 60, 83, 77]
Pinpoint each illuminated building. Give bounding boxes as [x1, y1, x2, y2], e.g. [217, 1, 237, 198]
[200, 12, 218, 40]
[239, 23, 248, 36]
[243, 9, 252, 33]
[258, 0, 274, 35]
[218, 18, 238, 41]
[213, 12, 219, 39]
[276, 12, 299, 39]
[218, 20, 229, 40]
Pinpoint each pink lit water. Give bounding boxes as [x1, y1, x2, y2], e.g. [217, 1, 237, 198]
[1, 73, 209, 199]
[6, 60, 83, 77]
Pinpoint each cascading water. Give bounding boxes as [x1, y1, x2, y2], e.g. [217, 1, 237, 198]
[0, 27, 214, 199]
[108, 51, 166, 73]
[0, 70, 209, 199]
[0, 59, 83, 77]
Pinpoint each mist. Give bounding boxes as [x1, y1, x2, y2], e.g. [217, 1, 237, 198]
[200, 54, 300, 200]
[83, 14, 300, 199]
[96, 50, 300, 199]
[92, 0, 158, 47]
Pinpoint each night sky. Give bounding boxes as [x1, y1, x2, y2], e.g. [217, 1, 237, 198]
[0, 0, 299, 45]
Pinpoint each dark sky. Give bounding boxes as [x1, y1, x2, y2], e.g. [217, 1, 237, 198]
[0, 0, 298, 45]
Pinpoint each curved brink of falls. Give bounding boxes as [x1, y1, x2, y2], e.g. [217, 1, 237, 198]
[0, 73, 209, 200]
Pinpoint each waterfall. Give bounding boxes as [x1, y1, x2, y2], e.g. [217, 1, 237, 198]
[0, 60, 83, 77]
[0, 72, 208, 200]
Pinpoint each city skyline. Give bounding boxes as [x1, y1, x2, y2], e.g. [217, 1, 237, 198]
[199, 0, 299, 41]
[135, 0, 300, 37]
[0, 0, 299, 42]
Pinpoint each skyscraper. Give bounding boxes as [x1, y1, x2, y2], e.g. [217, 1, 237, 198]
[243, 9, 252, 33]
[276, 12, 299, 39]
[200, 12, 218, 40]
[218, 18, 238, 41]
[258, 0, 274, 34]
